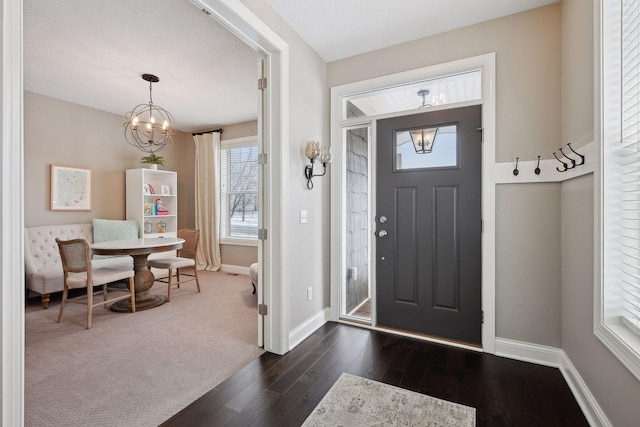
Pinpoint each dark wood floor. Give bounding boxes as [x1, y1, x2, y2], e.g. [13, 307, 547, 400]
[161, 322, 588, 427]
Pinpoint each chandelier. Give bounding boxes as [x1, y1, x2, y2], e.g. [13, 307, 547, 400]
[124, 74, 174, 153]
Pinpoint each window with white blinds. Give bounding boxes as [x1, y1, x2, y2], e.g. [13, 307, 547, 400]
[220, 142, 258, 242]
[620, 0, 640, 335]
[601, 0, 640, 380]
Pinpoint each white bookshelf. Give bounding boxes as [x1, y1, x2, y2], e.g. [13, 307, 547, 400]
[126, 168, 178, 238]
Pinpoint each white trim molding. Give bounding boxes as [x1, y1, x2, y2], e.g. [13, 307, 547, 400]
[3, 0, 25, 425]
[559, 353, 612, 427]
[495, 338, 611, 427]
[289, 308, 330, 350]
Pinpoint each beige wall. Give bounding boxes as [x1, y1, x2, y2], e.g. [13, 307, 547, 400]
[24, 91, 259, 268]
[24, 91, 188, 227]
[327, 5, 564, 346]
[560, 0, 640, 425]
[328, 4, 562, 163]
[496, 183, 562, 347]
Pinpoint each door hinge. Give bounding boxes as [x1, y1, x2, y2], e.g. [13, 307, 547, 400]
[481, 310, 484, 324]
[258, 304, 268, 315]
[258, 77, 267, 90]
[258, 153, 267, 165]
[481, 219, 483, 233]
[258, 228, 268, 240]
[476, 127, 484, 142]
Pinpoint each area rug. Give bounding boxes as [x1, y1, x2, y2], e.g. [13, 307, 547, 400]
[302, 373, 475, 427]
[25, 270, 264, 427]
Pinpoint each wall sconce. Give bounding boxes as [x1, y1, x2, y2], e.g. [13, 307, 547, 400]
[304, 141, 332, 190]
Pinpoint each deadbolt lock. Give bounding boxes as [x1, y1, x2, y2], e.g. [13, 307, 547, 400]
[379, 216, 387, 223]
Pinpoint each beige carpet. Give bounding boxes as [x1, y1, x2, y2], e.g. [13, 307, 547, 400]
[303, 373, 476, 426]
[25, 270, 264, 427]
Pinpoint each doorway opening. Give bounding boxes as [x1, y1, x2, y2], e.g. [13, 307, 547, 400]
[331, 53, 497, 351]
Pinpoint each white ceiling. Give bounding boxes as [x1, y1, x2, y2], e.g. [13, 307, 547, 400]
[24, 0, 260, 133]
[24, 0, 559, 132]
[264, 0, 559, 62]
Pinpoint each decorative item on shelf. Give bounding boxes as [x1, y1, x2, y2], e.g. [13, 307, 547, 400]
[161, 184, 171, 195]
[513, 157, 519, 176]
[147, 183, 155, 194]
[154, 198, 169, 215]
[157, 220, 167, 233]
[123, 74, 174, 154]
[144, 202, 153, 215]
[140, 153, 165, 170]
[144, 220, 152, 234]
[535, 156, 541, 175]
[304, 141, 332, 190]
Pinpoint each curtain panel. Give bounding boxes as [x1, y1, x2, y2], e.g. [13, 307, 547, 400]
[193, 132, 221, 270]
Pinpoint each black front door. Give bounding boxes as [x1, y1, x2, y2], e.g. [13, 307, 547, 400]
[376, 105, 482, 345]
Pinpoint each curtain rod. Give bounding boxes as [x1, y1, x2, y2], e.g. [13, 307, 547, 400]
[192, 128, 223, 136]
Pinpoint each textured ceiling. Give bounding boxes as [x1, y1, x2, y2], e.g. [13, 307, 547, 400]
[264, 0, 560, 62]
[24, 0, 260, 132]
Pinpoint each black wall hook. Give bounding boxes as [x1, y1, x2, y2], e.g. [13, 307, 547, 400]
[559, 147, 576, 169]
[513, 157, 519, 176]
[567, 143, 585, 166]
[553, 151, 568, 172]
[535, 156, 541, 175]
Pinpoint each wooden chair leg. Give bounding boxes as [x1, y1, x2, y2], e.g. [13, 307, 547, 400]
[176, 268, 181, 288]
[128, 277, 136, 313]
[167, 268, 174, 302]
[42, 293, 50, 310]
[194, 268, 201, 293]
[57, 286, 68, 323]
[103, 284, 108, 309]
[87, 285, 93, 329]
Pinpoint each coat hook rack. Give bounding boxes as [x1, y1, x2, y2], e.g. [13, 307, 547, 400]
[559, 147, 576, 169]
[535, 155, 541, 175]
[553, 151, 568, 172]
[513, 157, 519, 176]
[567, 143, 585, 166]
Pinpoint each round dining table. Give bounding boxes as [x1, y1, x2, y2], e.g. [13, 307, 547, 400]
[91, 237, 184, 312]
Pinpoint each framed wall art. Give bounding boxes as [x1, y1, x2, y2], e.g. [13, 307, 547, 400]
[50, 165, 92, 211]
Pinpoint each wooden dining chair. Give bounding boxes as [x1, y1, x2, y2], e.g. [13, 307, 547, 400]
[56, 238, 136, 329]
[147, 229, 201, 302]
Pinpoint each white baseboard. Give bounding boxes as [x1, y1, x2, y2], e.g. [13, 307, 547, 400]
[495, 337, 563, 367]
[289, 308, 330, 350]
[220, 264, 250, 275]
[559, 353, 612, 427]
[496, 337, 611, 426]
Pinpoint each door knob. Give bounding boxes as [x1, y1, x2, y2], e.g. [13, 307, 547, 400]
[378, 230, 388, 238]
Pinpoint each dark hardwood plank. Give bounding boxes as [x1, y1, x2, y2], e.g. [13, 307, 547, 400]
[162, 323, 589, 427]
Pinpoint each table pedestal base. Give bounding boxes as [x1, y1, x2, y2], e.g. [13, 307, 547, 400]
[111, 294, 167, 312]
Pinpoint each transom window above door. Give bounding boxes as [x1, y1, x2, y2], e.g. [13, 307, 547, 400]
[343, 70, 481, 119]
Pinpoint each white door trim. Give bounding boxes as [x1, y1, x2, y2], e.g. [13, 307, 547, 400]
[330, 53, 497, 353]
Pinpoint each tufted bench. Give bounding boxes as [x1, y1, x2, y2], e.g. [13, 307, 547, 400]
[24, 223, 134, 309]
